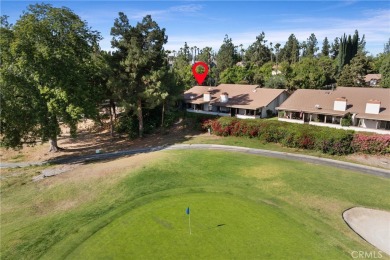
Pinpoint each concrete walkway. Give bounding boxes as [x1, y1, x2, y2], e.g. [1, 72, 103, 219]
[1, 144, 390, 178]
[343, 207, 390, 255]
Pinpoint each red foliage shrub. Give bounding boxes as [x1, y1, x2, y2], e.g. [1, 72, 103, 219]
[352, 134, 390, 155]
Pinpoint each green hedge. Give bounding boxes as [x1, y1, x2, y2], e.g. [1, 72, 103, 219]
[204, 117, 356, 155]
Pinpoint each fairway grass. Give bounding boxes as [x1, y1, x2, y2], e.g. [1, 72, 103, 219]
[1, 150, 390, 259]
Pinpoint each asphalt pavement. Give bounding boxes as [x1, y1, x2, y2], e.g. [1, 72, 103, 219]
[1, 144, 389, 178]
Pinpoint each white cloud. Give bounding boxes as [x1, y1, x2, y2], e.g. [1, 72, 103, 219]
[164, 8, 390, 56]
[129, 4, 203, 20]
[99, 6, 389, 56]
[170, 4, 203, 13]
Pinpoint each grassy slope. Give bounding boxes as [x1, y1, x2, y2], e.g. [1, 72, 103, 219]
[183, 134, 375, 165]
[1, 150, 390, 259]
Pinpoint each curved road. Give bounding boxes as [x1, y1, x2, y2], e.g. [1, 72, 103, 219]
[1, 144, 389, 178]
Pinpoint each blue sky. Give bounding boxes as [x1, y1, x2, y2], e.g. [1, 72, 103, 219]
[2, 1, 389, 55]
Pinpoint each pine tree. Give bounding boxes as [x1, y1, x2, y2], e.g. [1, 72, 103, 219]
[330, 37, 339, 59]
[321, 37, 330, 57]
[216, 34, 239, 73]
[244, 31, 271, 66]
[383, 38, 390, 54]
[280, 34, 300, 64]
[110, 13, 168, 138]
[306, 33, 319, 57]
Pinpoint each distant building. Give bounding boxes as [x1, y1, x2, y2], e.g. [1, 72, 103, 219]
[184, 84, 289, 119]
[276, 87, 390, 134]
[364, 74, 381, 86]
[272, 64, 282, 76]
[236, 61, 246, 67]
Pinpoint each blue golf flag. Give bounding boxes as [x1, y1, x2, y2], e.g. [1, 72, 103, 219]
[186, 207, 190, 215]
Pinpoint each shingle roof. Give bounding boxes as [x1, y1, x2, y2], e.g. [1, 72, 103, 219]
[277, 87, 390, 120]
[184, 84, 287, 109]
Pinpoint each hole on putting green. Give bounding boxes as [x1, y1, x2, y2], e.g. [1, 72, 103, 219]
[217, 224, 225, 227]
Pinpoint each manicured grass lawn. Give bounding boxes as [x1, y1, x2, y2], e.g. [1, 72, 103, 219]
[68, 194, 344, 259]
[1, 150, 390, 259]
[183, 134, 357, 163]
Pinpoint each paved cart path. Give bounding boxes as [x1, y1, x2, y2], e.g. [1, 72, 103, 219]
[1, 144, 389, 178]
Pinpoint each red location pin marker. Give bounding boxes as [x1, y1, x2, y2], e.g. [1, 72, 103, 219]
[192, 61, 209, 85]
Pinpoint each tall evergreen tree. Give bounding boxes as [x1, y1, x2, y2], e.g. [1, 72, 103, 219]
[337, 30, 361, 73]
[321, 37, 330, 57]
[172, 43, 195, 89]
[380, 54, 390, 88]
[244, 32, 271, 66]
[384, 38, 390, 54]
[110, 13, 168, 138]
[306, 33, 319, 57]
[216, 34, 238, 73]
[279, 34, 300, 64]
[330, 37, 340, 59]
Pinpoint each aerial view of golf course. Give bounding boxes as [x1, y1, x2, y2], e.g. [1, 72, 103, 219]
[2, 124, 390, 259]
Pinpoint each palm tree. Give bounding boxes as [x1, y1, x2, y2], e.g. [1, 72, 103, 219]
[190, 47, 194, 64]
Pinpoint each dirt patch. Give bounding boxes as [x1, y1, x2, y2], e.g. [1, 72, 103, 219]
[347, 154, 390, 170]
[48, 151, 168, 182]
[32, 164, 82, 181]
[1, 121, 200, 163]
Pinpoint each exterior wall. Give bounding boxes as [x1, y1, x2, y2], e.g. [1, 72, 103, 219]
[186, 109, 229, 117]
[278, 118, 305, 124]
[278, 117, 389, 134]
[360, 119, 378, 129]
[237, 114, 260, 119]
[263, 92, 289, 118]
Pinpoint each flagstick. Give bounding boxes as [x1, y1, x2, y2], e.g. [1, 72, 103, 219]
[189, 213, 192, 235]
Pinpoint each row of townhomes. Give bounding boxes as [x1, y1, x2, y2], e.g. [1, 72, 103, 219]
[184, 84, 390, 134]
[184, 84, 289, 119]
[276, 87, 390, 134]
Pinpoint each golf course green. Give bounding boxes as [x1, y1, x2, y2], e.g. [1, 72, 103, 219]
[2, 150, 390, 259]
[68, 194, 344, 259]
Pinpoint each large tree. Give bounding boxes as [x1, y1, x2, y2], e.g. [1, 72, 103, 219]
[305, 33, 319, 57]
[244, 32, 271, 66]
[291, 57, 335, 89]
[216, 34, 239, 73]
[279, 34, 300, 64]
[337, 30, 364, 73]
[379, 54, 390, 88]
[330, 37, 340, 60]
[384, 38, 390, 54]
[321, 37, 330, 57]
[172, 43, 195, 89]
[0, 5, 101, 151]
[337, 53, 371, 86]
[110, 13, 168, 138]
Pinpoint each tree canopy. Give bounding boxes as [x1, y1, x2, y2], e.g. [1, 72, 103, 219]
[110, 13, 168, 138]
[1, 4, 101, 150]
